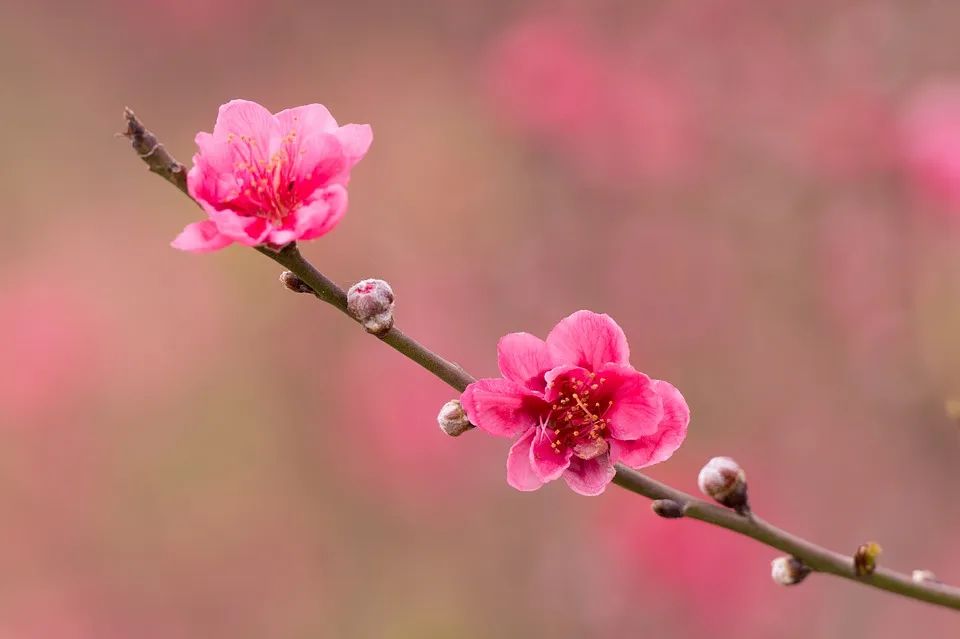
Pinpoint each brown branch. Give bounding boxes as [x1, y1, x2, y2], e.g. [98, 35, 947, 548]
[122, 108, 188, 193]
[121, 107, 960, 611]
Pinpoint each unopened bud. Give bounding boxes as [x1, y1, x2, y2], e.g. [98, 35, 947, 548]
[279, 271, 313, 293]
[771, 556, 811, 586]
[347, 279, 395, 336]
[697, 456, 749, 513]
[912, 569, 939, 584]
[651, 499, 685, 519]
[437, 399, 472, 436]
[854, 542, 882, 576]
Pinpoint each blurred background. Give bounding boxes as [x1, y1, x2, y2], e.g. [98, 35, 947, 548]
[2, 0, 960, 636]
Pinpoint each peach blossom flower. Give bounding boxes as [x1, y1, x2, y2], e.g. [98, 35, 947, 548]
[462, 311, 689, 495]
[173, 99, 372, 252]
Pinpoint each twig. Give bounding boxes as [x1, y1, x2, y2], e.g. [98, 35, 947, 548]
[122, 108, 188, 193]
[612, 469, 960, 610]
[121, 108, 960, 611]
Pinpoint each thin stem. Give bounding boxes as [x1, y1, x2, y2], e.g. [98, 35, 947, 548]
[122, 108, 960, 611]
[612, 468, 960, 610]
[261, 244, 476, 393]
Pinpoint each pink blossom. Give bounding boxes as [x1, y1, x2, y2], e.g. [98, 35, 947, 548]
[485, 14, 698, 186]
[173, 99, 372, 252]
[900, 83, 960, 209]
[461, 311, 689, 495]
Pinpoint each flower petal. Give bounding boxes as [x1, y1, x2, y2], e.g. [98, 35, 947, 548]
[530, 427, 572, 481]
[333, 123, 373, 167]
[610, 380, 689, 468]
[170, 220, 233, 253]
[188, 134, 243, 204]
[275, 103, 339, 135]
[461, 378, 543, 438]
[497, 332, 553, 392]
[211, 99, 281, 161]
[562, 454, 615, 496]
[294, 133, 347, 190]
[506, 427, 544, 491]
[542, 364, 584, 400]
[276, 107, 347, 191]
[290, 184, 348, 242]
[597, 363, 663, 439]
[546, 310, 630, 370]
[204, 207, 270, 246]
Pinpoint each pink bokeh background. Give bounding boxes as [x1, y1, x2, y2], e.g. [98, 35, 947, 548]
[2, 0, 960, 635]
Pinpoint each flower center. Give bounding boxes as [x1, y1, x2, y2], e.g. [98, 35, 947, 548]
[228, 131, 302, 225]
[546, 372, 613, 458]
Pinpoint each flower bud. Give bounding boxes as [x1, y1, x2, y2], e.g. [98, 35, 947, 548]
[437, 399, 472, 437]
[279, 271, 313, 293]
[912, 569, 939, 584]
[697, 456, 748, 512]
[771, 556, 811, 586]
[347, 279, 395, 336]
[651, 499, 685, 519]
[854, 542, 882, 576]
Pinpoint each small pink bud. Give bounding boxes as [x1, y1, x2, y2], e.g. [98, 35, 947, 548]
[347, 279, 395, 336]
[650, 499, 685, 519]
[697, 456, 749, 512]
[771, 556, 811, 586]
[279, 271, 313, 294]
[437, 399, 472, 436]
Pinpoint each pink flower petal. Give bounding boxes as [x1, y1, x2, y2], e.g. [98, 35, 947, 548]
[497, 332, 554, 392]
[170, 220, 233, 253]
[461, 378, 543, 438]
[291, 184, 348, 242]
[275, 103, 339, 135]
[206, 208, 270, 246]
[506, 427, 544, 491]
[610, 380, 689, 468]
[546, 310, 629, 370]
[530, 426, 572, 481]
[542, 363, 584, 399]
[240, 217, 271, 245]
[212, 99, 280, 158]
[597, 363, 663, 440]
[188, 133, 242, 204]
[563, 454, 615, 496]
[334, 123, 374, 167]
[294, 133, 347, 190]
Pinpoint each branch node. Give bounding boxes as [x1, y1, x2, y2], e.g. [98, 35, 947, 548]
[651, 499, 685, 519]
[854, 542, 883, 577]
[280, 271, 315, 294]
[772, 556, 812, 586]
